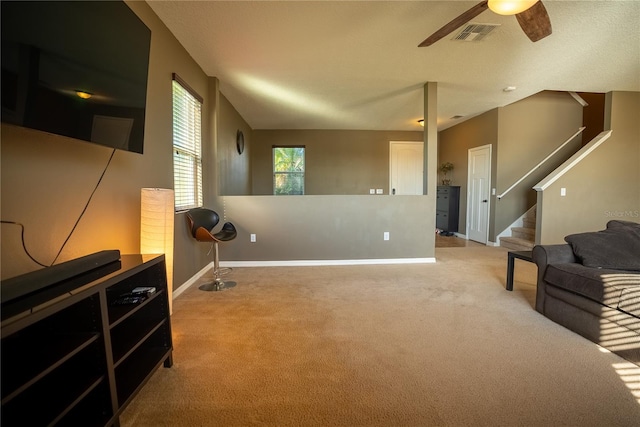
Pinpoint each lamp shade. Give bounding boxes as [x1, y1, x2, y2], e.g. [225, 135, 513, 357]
[141, 188, 174, 313]
[488, 0, 538, 15]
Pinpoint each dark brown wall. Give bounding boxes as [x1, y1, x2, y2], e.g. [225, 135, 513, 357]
[579, 92, 606, 145]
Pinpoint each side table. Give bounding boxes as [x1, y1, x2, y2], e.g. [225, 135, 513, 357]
[506, 250, 533, 291]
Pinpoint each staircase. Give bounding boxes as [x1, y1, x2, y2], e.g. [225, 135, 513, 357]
[500, 207, 536, 251]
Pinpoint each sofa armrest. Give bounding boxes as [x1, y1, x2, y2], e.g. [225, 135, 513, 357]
[532, 244, 577, 314]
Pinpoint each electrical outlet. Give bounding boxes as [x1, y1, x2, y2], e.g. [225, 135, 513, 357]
[250, 234, 256, 242]
[376, 189, 383, 194]
[383, 232, 390, 241]
[369, 189, 375, 194]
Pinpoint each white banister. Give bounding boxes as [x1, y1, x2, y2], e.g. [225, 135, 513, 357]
[497, 126, 586, 200]
[534, 130, 612, 192]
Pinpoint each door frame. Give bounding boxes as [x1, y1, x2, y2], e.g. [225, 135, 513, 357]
[466, 144, 492, 244]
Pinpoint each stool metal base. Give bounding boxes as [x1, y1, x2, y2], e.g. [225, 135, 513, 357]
[199, 280, 237, 292]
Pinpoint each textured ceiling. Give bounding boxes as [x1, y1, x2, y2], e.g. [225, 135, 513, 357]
[146, 0, 640, 131]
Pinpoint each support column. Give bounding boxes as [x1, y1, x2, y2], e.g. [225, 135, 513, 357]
[206, 76, 220, 202]
[422, 82, 438, 258]
[423, 82, 438, 196]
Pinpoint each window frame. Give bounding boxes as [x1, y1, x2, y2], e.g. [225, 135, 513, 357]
[273, 145, 306, 195]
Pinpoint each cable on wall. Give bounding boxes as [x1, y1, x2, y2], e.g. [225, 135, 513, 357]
[51, 148, 117, 265]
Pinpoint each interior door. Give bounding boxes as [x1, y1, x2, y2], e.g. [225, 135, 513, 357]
[467, 145, 491, 244]
[390, 141, 423, 195]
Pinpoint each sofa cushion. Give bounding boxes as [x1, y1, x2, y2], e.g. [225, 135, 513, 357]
[607, 220, 640, 230]
[544, 263, 640, 316]
[564, 221, 640, 271]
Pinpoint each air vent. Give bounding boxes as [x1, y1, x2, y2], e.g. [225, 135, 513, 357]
[453, 23, 500, 42]
[451, 115, 465, 120]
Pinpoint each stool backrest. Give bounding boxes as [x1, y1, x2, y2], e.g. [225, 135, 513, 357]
[186, 208, 220, 238]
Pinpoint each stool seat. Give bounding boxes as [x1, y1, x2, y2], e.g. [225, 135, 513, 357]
[194, 222, 237, 243]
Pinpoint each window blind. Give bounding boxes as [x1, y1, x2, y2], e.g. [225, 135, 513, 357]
[172, 77, 203, 211]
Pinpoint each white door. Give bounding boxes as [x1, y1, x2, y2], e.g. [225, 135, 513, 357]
[467, 145, 491, 244]
[390, 141, 423, 195]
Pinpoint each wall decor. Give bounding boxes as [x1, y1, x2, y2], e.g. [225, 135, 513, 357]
[236, 130, 245, 155]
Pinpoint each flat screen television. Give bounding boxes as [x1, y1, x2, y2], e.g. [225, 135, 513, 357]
[1, 1, 151, 154]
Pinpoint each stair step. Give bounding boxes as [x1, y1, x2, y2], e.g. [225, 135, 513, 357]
[523, 217, 536, 229]
[500, 237, 535, 251]
[524, 207, 536, 219]
[511, 226, 535, 240]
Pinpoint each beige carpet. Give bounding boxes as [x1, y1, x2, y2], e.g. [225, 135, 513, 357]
[121, 246, 640, 426]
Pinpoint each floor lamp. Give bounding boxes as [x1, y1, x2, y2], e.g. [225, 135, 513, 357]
[140, 188, 174, 314]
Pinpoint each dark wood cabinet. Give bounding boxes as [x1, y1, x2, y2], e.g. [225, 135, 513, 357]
[436, 186, 460, 233]
[1, 254, 172, 426]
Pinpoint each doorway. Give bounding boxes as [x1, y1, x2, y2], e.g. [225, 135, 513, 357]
[389, 141, 423, 195]
[467, 144, 491, 244]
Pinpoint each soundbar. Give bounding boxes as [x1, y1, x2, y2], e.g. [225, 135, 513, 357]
[1, 250, 121, 320]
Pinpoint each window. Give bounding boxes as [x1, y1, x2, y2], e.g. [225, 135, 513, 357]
[172, 74, 203, 211]
[273, 146, 305, 195]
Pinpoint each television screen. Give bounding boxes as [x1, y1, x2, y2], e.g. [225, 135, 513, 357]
[1, 1, 151, 154]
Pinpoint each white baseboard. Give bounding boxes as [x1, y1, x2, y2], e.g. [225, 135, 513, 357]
[220, 258, 436, 268]
[172, 261, 214, 300]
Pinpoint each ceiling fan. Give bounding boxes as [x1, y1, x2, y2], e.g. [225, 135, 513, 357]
[419, 0, 552, 47]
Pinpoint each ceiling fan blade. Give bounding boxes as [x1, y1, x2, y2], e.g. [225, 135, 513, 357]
[419, 1, 488, 47]
[515, 1, 552, 42]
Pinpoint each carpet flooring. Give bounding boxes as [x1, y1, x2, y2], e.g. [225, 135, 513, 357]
[120, 246, 640, 426]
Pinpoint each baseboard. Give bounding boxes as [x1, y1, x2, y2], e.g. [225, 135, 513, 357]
[172, 261, 214, 300]
[220, 258, 436, 268]
[486, 241, 501, 247]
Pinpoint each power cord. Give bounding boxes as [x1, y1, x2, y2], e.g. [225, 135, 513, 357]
[0, 220, 48, 267]
[51, 148, 116, 265]
[2, 148, 117, 267]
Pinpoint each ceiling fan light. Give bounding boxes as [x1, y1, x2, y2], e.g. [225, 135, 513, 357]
[488, 0, 538, 16]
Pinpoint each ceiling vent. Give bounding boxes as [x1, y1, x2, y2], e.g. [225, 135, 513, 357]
[453, 23, 500, 42]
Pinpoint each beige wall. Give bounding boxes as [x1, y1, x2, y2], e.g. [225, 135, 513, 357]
[438, 91, 584, 242]
[0, 1, 437, 287]
[251, 130, 423, 195]
[0, 1, 210, 286]
[438, 109, 499, 236]
[218, 195, 435, 261]
[538, 91, 640, 244]
[218, 94, 252, 195]
[494, 91, 583, 238]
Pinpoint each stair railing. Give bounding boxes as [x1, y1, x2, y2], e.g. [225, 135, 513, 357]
[496, 126, 586, 200]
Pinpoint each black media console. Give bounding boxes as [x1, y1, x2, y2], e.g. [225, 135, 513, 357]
[1, 252, 173, 426]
